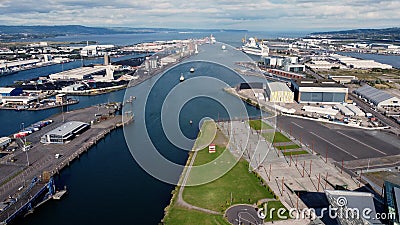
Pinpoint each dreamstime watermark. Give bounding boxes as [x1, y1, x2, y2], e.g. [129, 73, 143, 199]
[257, 196, 396, 221]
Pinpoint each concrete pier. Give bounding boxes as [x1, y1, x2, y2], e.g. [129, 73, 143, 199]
[0, 103, 132, 223]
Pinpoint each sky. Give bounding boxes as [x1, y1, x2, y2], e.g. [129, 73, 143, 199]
[0, 0, 399, 31]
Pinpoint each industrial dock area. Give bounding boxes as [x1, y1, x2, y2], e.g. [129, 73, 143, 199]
[0, 103, 132, 224]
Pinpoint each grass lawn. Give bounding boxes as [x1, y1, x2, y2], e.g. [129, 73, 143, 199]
[248, 120, 272, 130]
[282, 150, 309, 156]
[163, 205, 229, 225]
[184, 154, 275, 213]
[276, 144, 301, 150]
[193, 145, 227, 166]
[264, 201, 290, 222]
[262, 132, 291, 143]
[194, 119, 217, 151]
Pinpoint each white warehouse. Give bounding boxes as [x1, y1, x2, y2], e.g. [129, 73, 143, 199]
[354, 85, 400, 108]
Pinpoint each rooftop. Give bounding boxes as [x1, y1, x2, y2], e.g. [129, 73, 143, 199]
[354, 85, 395, 104]
[49, 66, 105, 79]
[43, 121, 89, 137]
[292, 79, 345, 88]
[0, 87, 17, 94]
[267, 82, 291, 92]
[0, 137, 11, 143]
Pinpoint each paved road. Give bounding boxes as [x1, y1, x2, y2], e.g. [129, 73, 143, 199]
[0, 105, 122, 222]
[176, 150, 220, 215]
[277, 116, 400, 162]
[225, 205, 263, 225]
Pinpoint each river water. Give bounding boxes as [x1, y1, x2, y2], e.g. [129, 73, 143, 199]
[4, 33, 268, 225]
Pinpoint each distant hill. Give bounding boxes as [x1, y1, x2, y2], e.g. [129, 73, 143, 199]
[310, 27, 400, 40]
[0, 25, 246, 35]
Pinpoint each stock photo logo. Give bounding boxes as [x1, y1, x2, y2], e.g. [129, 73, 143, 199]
[122, 42, 275, 186]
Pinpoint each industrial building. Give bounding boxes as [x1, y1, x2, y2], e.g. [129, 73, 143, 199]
[384, 181, 400, 225]
[0, 59, 41, 71]
[328, 75, 357, 84]
[0, 87, 23, 96]
[0, 137, 11, 149]
[267, 69, 306, 79]
[264, 57, 284, 67]
[237, 82, 266, 91]
[305, 60, 345, 70]
[55, 94, 67, 104]
[302, 105, 338, 116]
[329, 54, 392, 69]
[40, 121, 90, 144]
[346, 104, 365, 116]
[265, 82, 294, 103]
[61, 84, 86, 93]
[0, 96, 38, 105]
[284, 64, 305, 73]
[335, 104, 355, 116]
[291, 79, 348, 104]
[325, 190, 383, 225]
[49, 67, 106, 80]
[354, 85, 400, 108]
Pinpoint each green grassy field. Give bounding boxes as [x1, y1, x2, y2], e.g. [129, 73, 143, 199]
[248, 120, 272, 130]
[264, 201, 290, 222]
[184, 152, 275, 213]
[262, 132, 291, 143]
[163, 122, 285, 224]
[276, 144, 301, 150]
[282, 150, 309, 156]
[163, 205, 230, 225]
[194, 119, 217, 151]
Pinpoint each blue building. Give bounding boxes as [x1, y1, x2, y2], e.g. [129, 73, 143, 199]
[291, 79, 348, 104]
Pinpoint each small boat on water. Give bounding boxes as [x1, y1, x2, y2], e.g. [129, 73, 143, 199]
[180, 73, 185, 82]
[190, 67, 195, 73]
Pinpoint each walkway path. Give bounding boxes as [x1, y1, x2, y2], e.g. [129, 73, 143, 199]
[176, 150, 220, 215]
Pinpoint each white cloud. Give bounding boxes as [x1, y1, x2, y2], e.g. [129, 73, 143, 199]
[0, 0, 398, 31]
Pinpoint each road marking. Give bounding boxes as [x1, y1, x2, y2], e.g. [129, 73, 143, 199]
[310, 132, 359, 159]
[291, 122, 303, 129]
[336, 131, 387, 156]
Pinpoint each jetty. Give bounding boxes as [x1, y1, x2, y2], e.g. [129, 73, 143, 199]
[0, 103, 133, 224]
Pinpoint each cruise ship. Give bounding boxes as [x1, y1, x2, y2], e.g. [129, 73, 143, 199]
[241, 37, 269, 57]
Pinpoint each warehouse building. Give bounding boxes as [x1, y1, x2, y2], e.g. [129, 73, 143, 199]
[265, 82, 294, 103]
[1, 96, 38, 105]
[325, 190, 383, 225]
[346, 104, 365, 117]
[237, 82, 265, 91]
[41, 121, 90, 144]
[284, 64, 305, 73]
[49, 67, 105, 80]
[291, 79, 348, 104]
[0, 137, 11, 149]
[328, 75, 357, 84]
[335, 104, 355, 116]
[354, 85, 400, 108]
